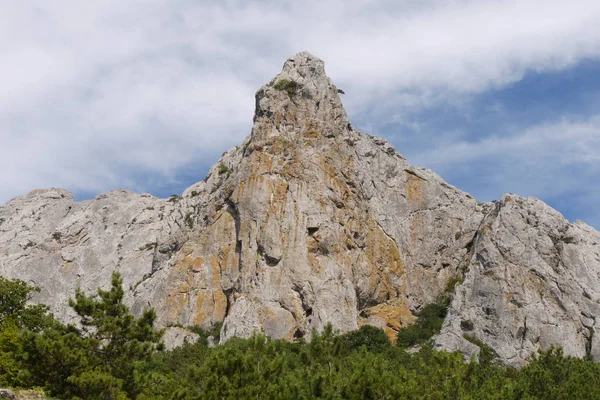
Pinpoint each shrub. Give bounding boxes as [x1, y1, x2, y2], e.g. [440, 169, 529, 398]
[217, 163, 230, 175]
[445, 275, 464, 292]
[188, 322, 223, 345]
[0, 277, 598, 400]
[0, 277, 50, 332]
[461, 319, 475, 331]
[210, 179, 223, 194]
[397, 296, 450, 348]
[336, 325, 391, 355]
[139, 242, 157, 251]
[273, 79, 301, 97]
[184, 213, 194, 229]
[464, 334, 498, 365]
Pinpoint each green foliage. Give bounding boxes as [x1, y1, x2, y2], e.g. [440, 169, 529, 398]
[586, 327, 595, 359]
[516, 347, 600, 398]
[136, 327, 600, 400]
[0, 277, 33, 322]
[184, 213, 194, 229]
[21, 272, 164, 399]
[187, 322, 222, 344]
[210, 179, 223, 194]
[2, 275, 600, 399]
[461, 319, 475, 331]
[0, 320, 24, 387]
[464, 334, 499, 365]
[445, 275, 464, 292]
[138, 242, 156, 251]
[396, 274, 462, 349]
[0, 276, 49, 331]
[396, 295, 450, 348]
[133, 273, 151, 290]
[335, 325, 391, 355]
[273, 79, 301, 97]
[217, 163, 230, 175]
[0, 277, 52, 387]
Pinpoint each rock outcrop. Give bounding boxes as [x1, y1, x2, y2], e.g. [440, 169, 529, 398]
[0, 52, 598, 365]
[436, 194, 600, 366]
[0, 389, 16, 399]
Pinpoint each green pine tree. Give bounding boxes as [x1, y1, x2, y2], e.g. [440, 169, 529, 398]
[22, 271, 164, 399]
[0, 276, 51, 386]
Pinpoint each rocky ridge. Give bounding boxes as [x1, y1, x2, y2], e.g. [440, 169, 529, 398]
[0, 52, 598, 365]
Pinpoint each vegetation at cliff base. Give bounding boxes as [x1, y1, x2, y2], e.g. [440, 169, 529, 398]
[0, 273, 162, 399]
[1, 275, 600, 399]
[396, 294, 450, 348]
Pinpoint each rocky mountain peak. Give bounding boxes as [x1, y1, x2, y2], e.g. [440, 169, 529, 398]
[1, 53, 599, 366]
[251, 51, 349, 142]
[280, 51, 327, 83]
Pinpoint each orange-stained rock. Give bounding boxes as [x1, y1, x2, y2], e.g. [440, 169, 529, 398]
[3, 53, 596, 368]
[0, 53, 483, 346]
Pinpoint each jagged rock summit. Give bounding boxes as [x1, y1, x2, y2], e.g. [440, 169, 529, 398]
[1, 52, 599, 365]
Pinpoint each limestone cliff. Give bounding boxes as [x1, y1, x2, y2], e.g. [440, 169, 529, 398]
[0, 52, 598, 364]
[436, 194, 600, 366]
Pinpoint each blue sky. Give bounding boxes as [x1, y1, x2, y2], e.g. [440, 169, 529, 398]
[365, 60, 600, 227]
[1, 1, 600, 229]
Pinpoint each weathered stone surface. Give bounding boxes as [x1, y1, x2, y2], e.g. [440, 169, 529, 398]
[436, 194, 600, 366]
[0, 389, 16, 399]
[162, 327, 200, 350]
[0, 187, 191, 325]
[212, 52, 484, 342]
[1, 52, 599, 365]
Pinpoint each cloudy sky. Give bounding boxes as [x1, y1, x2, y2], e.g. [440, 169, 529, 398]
[2, 0, 600, 229]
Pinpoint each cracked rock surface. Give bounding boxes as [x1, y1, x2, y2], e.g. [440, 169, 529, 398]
[436, 194, 600, 366]
[1, 52, 599, 365]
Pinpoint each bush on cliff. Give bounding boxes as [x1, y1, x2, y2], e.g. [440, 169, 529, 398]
[396, 295, 450, 348]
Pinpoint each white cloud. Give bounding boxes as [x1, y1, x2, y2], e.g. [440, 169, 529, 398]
[417, 116, 600, 171]
[1, 0, 600, 203]
[410, 116, 600, 227]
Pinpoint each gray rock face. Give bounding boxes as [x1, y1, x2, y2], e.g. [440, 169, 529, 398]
[436, 194, 600, 366]
[1, 52, 599, 364]
[0, 188, 188, 324]
[0, 389, 16, 399]
[162, 327, 200, 350]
